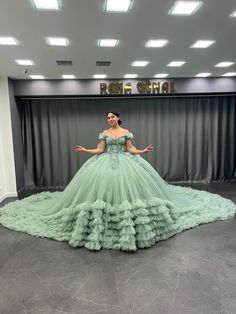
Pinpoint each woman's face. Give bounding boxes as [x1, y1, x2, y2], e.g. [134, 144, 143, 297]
[107, 113, 119, 126]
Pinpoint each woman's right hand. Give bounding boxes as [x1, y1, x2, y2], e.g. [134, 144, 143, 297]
[74, 145, 88, 153]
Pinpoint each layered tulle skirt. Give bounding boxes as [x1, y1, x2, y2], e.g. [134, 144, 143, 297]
[0, 152, 235, 251]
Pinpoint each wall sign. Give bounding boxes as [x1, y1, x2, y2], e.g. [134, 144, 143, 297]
[100, 81, 175, 95]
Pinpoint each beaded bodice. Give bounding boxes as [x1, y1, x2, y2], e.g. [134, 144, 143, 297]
[98, 132, 134, 154]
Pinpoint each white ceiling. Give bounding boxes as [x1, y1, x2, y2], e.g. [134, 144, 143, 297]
[0, 0, 236, 80]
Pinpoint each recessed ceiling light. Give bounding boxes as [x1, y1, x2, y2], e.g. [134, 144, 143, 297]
[195, 73, 211, 77]
[169, 1, 202, 15]
[29, 75, 45, 79]
[93, 74, 107, 79]
[124, 74, 138, 78]
[46, 37, 69, 46]
[131, 61, 149, 67]
[230, 10, 236, 17]
[190, 40, 215, 48]
[167, 61, 186, 67]
[32, 0, 61, 10]
[98, 39, 119, 47]
[62, 75, 76, 79]
[105, 0, 132, 12]
[145, 40, 168, 48]
[154, 73, 169, 78]
[0, 37, 19, 45]
[214, 62, 234, 67]
[15, 59, 34, 65]
[222, 72, 236, 77]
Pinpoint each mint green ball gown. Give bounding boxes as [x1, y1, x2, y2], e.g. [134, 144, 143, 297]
[0, 132, 236, 251]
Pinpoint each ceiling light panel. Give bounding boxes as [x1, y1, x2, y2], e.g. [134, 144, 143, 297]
[0, 37, 19, 45]
[124, 74, 138, 78]
[145, 40, 168, 47]
[169, 1, 202, 15]
[93, 74, 107, 78]
[15, 60, 34, 65]
[105, 0, 132, 12]
[131, 61, 149, 67]
[230, 10, 236, 17]
[47, 37, 69, 46]
[154, 73, 169, 78]
[62, 75, 76, 79]
[29, 75, 45, 79]
[222, 72, 236, 77]
[167, 61, 186, 67]
[98, 39, 119, 47]
[190, 40, 215, 48]
[215, 62, 234, 67]
[195, 73, 211, 77]
[32, 0, 61, 10]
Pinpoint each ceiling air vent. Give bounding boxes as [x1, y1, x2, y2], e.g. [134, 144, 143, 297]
[56, 60, 73, 66]
[96, 61, 111, 66]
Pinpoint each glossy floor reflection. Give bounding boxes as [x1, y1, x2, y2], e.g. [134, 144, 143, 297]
[0, 183, 236, 314]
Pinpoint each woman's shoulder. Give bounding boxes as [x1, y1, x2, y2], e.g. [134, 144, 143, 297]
[102, 128, 130, 134]
[99, 129, 133, 140]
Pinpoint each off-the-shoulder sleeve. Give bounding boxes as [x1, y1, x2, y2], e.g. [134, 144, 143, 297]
[126, 132, 134, 139]
[99, 133, 107, 140]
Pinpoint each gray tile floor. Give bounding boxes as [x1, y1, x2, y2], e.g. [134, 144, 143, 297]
[0, 183, 236, 314]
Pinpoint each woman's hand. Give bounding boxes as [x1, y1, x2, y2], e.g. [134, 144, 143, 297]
[74, 145, 88, 153]
[141, 144, 154, 154]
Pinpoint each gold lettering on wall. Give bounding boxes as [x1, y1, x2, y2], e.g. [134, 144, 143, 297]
[152, 82, 160, 93]
[137, 81, 152, 93]
[162, 82, 169, 93]
[108, 83, 123, 94]
[100, 81, 175, 95]
[124, 83, 132, 94]
[100, 83, 108, 95]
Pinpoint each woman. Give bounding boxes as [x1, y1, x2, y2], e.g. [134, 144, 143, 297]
[0, 111, 235, 251]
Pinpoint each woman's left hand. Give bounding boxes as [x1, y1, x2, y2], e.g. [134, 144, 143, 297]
[141, 144, 154, 154]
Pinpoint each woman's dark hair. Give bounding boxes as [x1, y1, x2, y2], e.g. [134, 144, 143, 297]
[106, 111, 122, 125]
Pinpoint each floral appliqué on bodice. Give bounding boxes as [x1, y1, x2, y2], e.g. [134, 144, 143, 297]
[98, 132, 134, 169]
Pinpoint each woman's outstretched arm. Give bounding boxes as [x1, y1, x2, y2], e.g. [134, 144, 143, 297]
[75, 139, 106, 155]
[126, 139, 153, 154]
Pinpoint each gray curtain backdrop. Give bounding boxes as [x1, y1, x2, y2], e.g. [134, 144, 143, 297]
[19, 96, 236, 188]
